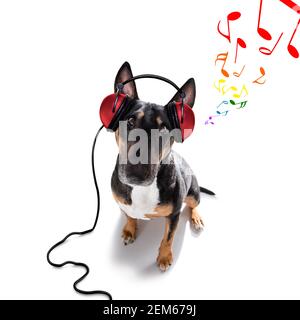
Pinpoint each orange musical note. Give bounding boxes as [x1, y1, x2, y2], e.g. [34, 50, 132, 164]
[215, 52, 229, 77]
[217, 11, 241, 43]
[234, 38, 247, 63]
[287, 18, 300, 58]
[253, 67, 266, 84]
[233, 65, 246, 77]
[257, 0, 284, 55]
[232, 85, 248, 99]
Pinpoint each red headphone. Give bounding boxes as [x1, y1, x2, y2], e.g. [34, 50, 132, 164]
[99, 74, 195, 142]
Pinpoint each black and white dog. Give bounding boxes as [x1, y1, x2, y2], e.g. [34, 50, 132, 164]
[111, 62, 214, 271]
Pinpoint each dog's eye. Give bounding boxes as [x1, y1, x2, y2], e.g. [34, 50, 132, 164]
[127, 117, 135, 129]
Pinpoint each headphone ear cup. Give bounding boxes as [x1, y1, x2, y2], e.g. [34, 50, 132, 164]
[99, 93, 127, 131]
[174, 102, 195, 142]
[166, 102, 182, 142]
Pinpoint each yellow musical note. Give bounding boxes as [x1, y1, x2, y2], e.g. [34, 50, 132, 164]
[214, 79, 226, 92]
[222, 85, 238, 96]
[232, 85, 248, 98]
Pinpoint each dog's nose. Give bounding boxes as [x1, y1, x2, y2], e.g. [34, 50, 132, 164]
[132, 164, 148, 179]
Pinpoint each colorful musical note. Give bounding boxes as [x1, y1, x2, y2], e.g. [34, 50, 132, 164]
[222, 85, 238, 96]
[205, 99, 249, 126]
[217, 100, 229, 108]
[205, 116, 215, 125]
[214, 79, 226, 92]
[205, 100, 231, 125]
[230, 100, 248, 109]
[216, 110, 230, 116]
[232, 85, 248, 99]
[234, 38, 247, 63]
[215, 52, 230, 77]
[257, 0, 284, 55]
[214, 80, 248, 99]
[217, 11, 242, 43]
[280, 0, 300, 14]
[210, 0, 286, 127]
[253, 67, 266, 84]
[233, 65, 246, 77]
[287, 18, 300, 58]
[257, 0, 272, 40]
[259, 32, 284, 55]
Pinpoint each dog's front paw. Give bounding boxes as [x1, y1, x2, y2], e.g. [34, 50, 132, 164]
[122, 217, 137, 245]
[122, 228, 136, 245]
[157, 248, 173, 271]
[191, 209, 204, 230]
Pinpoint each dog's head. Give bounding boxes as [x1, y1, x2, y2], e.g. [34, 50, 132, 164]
[114, 62, 196, 186]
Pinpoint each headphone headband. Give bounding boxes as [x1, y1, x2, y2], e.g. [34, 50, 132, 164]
[116, 73, 186, 123]
[116, 74, 186, 99]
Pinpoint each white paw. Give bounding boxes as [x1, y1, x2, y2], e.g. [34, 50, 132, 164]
[157, 254, 173, 271]
[192, 215, 204, 230]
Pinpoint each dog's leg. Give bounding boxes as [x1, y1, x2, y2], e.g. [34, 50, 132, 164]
[122, 212, 137, 245]
[157, 213, 179, 271]
[185, 196, 204, 230]
[190, 205, 204, 230]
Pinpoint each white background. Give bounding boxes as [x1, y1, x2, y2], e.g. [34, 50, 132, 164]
[1, 0, 300, 299]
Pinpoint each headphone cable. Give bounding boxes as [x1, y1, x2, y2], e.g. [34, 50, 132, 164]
[46, 125, 113, 300]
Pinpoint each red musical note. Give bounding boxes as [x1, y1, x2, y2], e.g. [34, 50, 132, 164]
[215, 53, 229, 77]
[234, 38, 247, 63]
[217, 11, 241, 43]
[259, 33, 284, 55]
[253, 67, 266, 84]
[257, 0, 272, 40]
[233, 65, 246, 77]
[280, 0, 300, 14]
[257, 0, 284, 55]
[287, 18, 300, 58]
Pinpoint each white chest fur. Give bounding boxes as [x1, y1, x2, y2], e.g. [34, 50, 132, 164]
[117, 178, 159, 220]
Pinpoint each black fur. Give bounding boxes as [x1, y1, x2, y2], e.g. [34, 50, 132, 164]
[111, 62, 214, 221]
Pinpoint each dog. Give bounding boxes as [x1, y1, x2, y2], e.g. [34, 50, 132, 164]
[111, 62, 214, 271]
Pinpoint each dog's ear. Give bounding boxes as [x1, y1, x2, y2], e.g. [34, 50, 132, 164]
[114, 61, 139, 99]
[168, 78, 196, 108]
